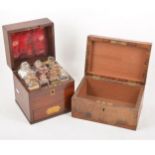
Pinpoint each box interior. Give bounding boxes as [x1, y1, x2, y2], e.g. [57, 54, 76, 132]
[14, 71, 73, 93]
[9, 26, 54, 69]
[77, 76, 143, 108]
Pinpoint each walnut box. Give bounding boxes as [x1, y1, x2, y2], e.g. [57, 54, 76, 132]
[72, 35, 151, 130]
[3, 18, 74, 123]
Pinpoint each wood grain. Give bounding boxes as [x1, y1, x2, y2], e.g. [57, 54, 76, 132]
[3, 18, 74, 123]
[72, 35, 151, 130]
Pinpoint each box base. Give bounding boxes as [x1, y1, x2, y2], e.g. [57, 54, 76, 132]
[14, 70, 74, 124]
[72, 111, 137, 130]
[16, 100, 70, 124]
[71, 76, 144, 130]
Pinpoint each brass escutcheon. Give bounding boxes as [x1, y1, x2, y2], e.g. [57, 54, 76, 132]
[50, 88, 55, 95]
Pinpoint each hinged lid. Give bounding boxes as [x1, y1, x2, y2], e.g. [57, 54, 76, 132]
[3, 18, 55, 70]
[85, 35, 151, 84]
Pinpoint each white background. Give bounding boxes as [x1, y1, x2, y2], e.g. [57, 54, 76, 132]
[0, 0, 155, 139]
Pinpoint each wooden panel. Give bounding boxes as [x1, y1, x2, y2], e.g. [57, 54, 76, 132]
[30, 80, 74, 109]
[72, 76, 142, 130]
[30, 86, 64, 110]
[86, 36, 151, 84]
[13, 73, 31, 120]
[72, 97, 138, 130]
[77, 76, 142, 108]
[64, 81, 74, 110]
[3, 18, 52, 32]
[33, 104, 64, 121]
[33, 80, 74, 122]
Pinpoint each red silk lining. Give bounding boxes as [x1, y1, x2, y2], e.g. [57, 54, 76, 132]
[11, 27, 47, 59]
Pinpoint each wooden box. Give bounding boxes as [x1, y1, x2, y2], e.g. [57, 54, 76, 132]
[3, 18, 74, 123]
[72, 35, 151, 130]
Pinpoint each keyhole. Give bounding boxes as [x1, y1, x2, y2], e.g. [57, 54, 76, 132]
[50, 89, 55, 95]
[102, 108, 105, 112]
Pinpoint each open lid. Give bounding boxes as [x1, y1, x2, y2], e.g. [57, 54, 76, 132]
[3, 18, 55, 70]
[85, 35, 152, 84]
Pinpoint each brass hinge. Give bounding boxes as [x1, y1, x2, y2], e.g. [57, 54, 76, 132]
[110, 40, 127, 46]
[125, 81, 140, 86]
[92, 75, 101, 80]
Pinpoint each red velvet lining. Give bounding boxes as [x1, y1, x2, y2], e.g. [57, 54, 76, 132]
[11, 28, 47, 59]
